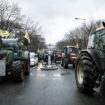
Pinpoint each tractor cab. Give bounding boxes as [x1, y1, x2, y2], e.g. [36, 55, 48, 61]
[2, 38, 23, 51]
[87, 27, 105, 51]
[0, 38, 26, 59]
[63, 46, 78, 58]
[61, 46, 78, 68]
[0, 31, 30, 82]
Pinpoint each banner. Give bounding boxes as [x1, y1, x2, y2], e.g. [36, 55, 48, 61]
[0, 30, 10, 38]
[23, 32, 30, 43]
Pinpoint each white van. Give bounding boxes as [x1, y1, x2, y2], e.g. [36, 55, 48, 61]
[30, 52, 38, 66]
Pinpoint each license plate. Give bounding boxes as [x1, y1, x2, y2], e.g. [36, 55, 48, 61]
[0, 60, 6, 76]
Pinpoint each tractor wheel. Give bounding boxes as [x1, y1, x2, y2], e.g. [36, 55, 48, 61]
[25, 61, 30, 75]
[12, 61, 25, 82]
[63, 59, 68, 68]
[61, 59, 63, 66]
[75, 53, 99, 94]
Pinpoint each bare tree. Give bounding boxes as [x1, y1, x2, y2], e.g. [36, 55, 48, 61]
[0, 0, 47, 51]
[56, 20, 102, 49]
[0, 0, 23, 31]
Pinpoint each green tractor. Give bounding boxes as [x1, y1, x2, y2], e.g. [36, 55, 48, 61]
[0, 37, 30, 82]
[75, 22, 105, 94]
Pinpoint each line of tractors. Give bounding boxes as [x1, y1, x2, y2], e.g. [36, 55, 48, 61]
[1, 21, 105, 96]
[38, 46, 78, 68]
[56, 22, 105, 95]
[0, 36, 30, 82]
[41, 21, 105, 96]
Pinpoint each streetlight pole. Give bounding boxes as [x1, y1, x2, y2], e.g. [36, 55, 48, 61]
[74, 17, 86, 49]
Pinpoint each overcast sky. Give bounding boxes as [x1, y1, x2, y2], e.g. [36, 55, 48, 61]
[11, 0, 105, 44]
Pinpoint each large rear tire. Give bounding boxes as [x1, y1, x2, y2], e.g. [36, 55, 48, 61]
[12, 61, 25, 82]
[75, 53, 99, 94]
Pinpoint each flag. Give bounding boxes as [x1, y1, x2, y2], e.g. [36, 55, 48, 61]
[0, 30, 10, 38]
[23, 32, 30, 43]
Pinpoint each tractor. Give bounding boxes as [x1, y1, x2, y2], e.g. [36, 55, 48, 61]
[75, 22, 105, 95]
[0, 37, 30, 82]
[61, 46, 78, 68]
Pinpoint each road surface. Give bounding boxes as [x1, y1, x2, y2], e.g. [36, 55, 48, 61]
[0, 63, 105, 105]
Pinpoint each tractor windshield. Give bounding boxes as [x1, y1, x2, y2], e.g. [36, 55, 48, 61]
[88, 29, 105, 50]
[94, 29, 105, 50]
[87, 34, 95, 48]
[56, 50, 62, 54]
[2, 39, 18, 50]
[67, 47, 77, 54]
[2, 39, 18, 46]
[67, 48, 73, 53]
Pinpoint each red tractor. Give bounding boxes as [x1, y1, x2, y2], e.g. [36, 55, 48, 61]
[61, 46, 78, 68]
[53, 50, 63, 63]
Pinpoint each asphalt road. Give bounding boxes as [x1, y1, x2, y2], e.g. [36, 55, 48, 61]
[0, 63, 105, 105]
